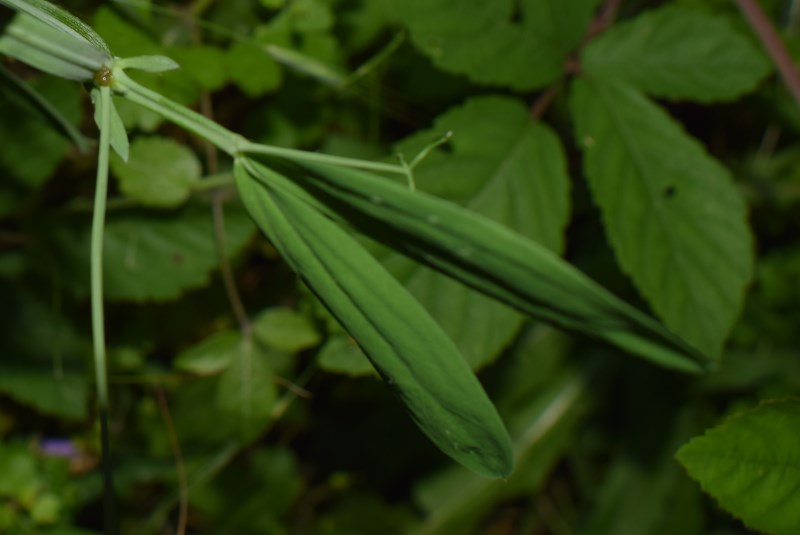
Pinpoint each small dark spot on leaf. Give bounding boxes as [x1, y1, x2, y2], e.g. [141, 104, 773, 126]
[664, 186, 676, 198]
[172, 253, 184, 265]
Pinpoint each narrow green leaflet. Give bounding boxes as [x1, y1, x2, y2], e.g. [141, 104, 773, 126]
[110, 136, 200, 207]
[235, 159, 514, 478]
[0, 0, 110, 56]
[389, 0, 598, 89]
[582, 5, 770, 102]
[91, 87, 129, 161]
[570, 79, 752, 357]
[677, 400, 800, 535]
[253, 158, 708, 373]
[0, 12, 107, 81]
[381, 96, 570, 369]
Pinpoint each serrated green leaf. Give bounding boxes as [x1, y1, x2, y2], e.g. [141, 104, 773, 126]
[677, 399, 800, 535]
[385, 96, 571, 369]
[582, 5, 770, 102]
[389, 0, 598, 89]
[235, 159, 514, 478]
[252, 307, 321, 353]
[110, 136, 201, 207]
[249, 158, 708, 373]
[227, 39, 282, 97]
[174, 331, 239, 375]
[570, 78, 752, 357]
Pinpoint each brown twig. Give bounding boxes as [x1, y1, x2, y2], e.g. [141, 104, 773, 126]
[530, 0, 622, 118]
[736, 0, 800, 109]
[154, 387, 188, 535]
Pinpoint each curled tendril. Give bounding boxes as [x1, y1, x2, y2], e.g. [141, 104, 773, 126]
[94, 65, 113, 87]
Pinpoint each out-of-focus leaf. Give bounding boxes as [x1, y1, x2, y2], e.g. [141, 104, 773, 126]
[110, 136, 201, 208]
[571, 78, 752, 357]
[0, 77, 81, 187]
[317, 334, 374, 376]
[55, 206, 255, 302]
[582, 5, 770, 102]
[190, 447, 301, 532]
[389, 0, 598, 89]
[382, 96, 571, 369]
[216, 338, 276, 443]
[252, 307, 321, 353]
[167, 45, 227, 90]
[0, 366, 87, 420]
[227, 39, 282, 97]
[677, 399, 800, 535]
[174, 331, 239, 375]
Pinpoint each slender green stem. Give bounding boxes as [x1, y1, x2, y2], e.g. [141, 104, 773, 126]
[91, 84, 117, 535]
[111, 66, 407, 175]
[111, 67, 242, 155]
[91, 86, 111, 413]
[239, 141, 406, 175]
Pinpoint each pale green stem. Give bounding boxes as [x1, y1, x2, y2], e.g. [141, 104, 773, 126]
[110, 66, 407, 175]
[239, 141, 407, 175]
[91, 84, 118, 535]
[91, 85, 111, 410]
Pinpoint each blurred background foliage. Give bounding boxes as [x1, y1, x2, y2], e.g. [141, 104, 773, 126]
[0, 0, 799, 533]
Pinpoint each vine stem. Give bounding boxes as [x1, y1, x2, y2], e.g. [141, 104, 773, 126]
[736, 0, 800, 109]
[91, 84, 117, 535]
[111, 66, 406, 175]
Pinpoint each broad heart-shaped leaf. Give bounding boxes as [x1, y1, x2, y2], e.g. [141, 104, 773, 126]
[110, 136, 200, 207]
[570, 78, 753, 357]
[247, 157, 708, 373]
[235, 158, 514, 478]
[677, 399, 800, 535]
[389, 0, 598, 90]
[378, 96, 571, 369]
[582, 5, 770, 102]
